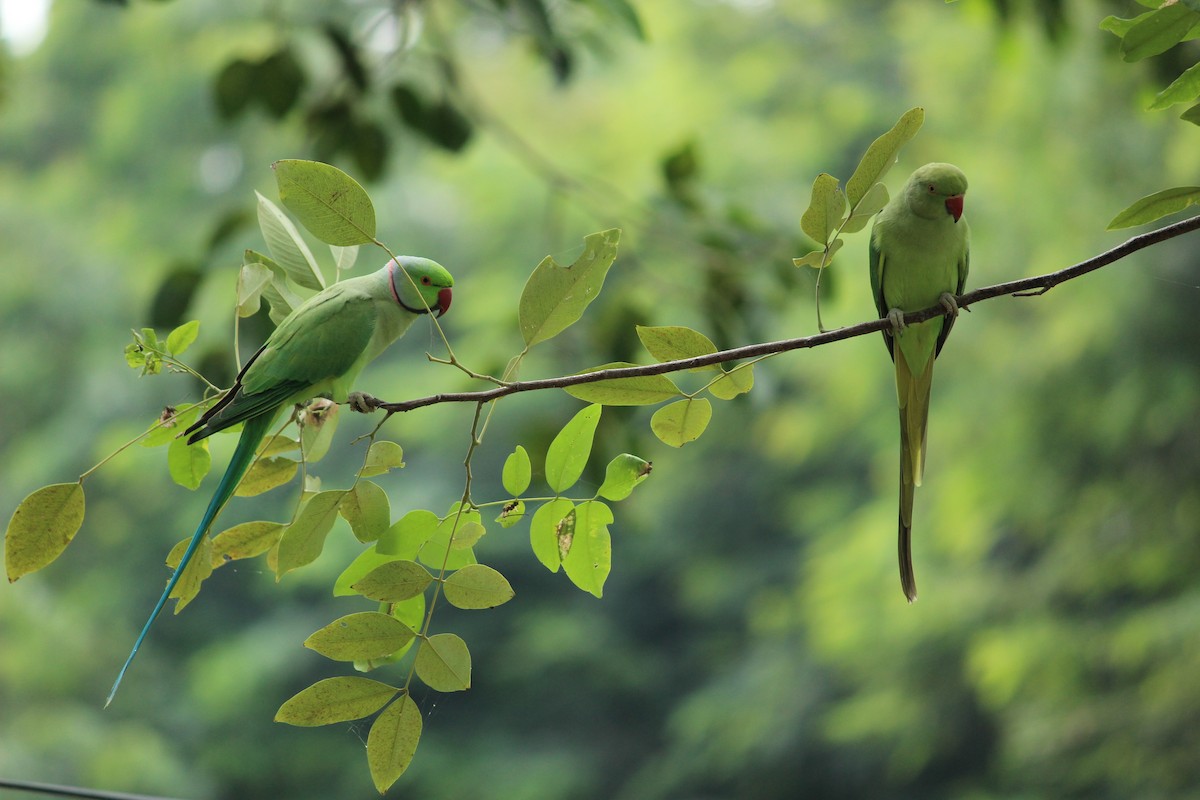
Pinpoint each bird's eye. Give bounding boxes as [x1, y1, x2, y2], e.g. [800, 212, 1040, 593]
[927, 184, 936, 193]
[421, 276, 431, 285]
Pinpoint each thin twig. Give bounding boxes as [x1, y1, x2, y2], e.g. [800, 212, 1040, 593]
[374, 215, 1200, 413]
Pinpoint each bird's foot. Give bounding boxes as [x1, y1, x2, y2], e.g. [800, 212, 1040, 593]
[938, 292, 960, 319]
[347, 392, 380, 414]
[886, 308, 906, 335]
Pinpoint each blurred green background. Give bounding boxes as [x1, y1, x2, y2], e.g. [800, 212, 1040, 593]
[3, 1, 1200, 797]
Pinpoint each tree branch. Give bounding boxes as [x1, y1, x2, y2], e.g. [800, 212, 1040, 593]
[377, 214, 1200, 414]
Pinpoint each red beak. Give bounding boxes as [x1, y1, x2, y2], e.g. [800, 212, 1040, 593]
[945, 195, 964, 223]
[436, 287, 453, 317]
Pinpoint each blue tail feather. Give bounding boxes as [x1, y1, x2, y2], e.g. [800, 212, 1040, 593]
[105, 412, 276, 706]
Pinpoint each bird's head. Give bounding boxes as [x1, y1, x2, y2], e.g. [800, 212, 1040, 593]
[905, 162, 968, 223]
[388, 256, 454, 317]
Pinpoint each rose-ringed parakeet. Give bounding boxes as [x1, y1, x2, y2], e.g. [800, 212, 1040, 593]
[106, 256, 453, 705]
[869, 163, 969, 602]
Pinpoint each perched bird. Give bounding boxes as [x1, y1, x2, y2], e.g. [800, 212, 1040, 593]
[106, 256, 454, 705]
[869, 163, 969, 602]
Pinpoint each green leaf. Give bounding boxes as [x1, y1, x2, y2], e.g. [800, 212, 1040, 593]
[1182, 102, 1200, 125]
[544, 404, 602, 493]
[530, 498, 574, 572]
[1148, 61, 1200, 110]
[165, 320, 200, 356]
[339, 481, 391, 543]
[443, 564, 515, 609]
[367, 694, 422, 793]
[165, 534, 214, 612]
[304, 611, 415, 661]
[167, 435, 211, 490]
[792, 238, 843, 270]
[842, 182, 890, 233]
[1107, 186, 1200, 229]
[1100, 11, 1153, 39]
[449, 521, 486, 550]
[333, 546, 406, 597]
[140, 403, 203, 448]
[636, 325, 719, 371]
[352, 560, 434, 602]
[518, 228, 621, 346]
[708, 364, 755, 400]
[414, 633, 472, 692]
[209, 521, 284, 564]
[563, 363, 682, 406]
[255, 191, 326, 291]
[561, 500, 613, 598]
[596, 454, 652, 502]
[330, 244, 359, 273]
[1121, 4, 1200, 61]
[651, 397, 713, 447]
[800, 173, 846, 245]
[359, 440, 405, 477]
[502, 445, 532, 496]
[245, 248, 304, 324]
[273, 159, 377, 246]
[378, 509, 440, 558]
[235, 457, 298, 497]
[276, 490, 346, 577]
[792, 249, 826, 269]
[845, 107, 925, 206]
[300, 399, 339, 463]
[418, 506, 481, 571]
[5, 482, 86, 582]
[276, 677, 398, 727]
[237, 263, 272, 317]
[496, 500, 526, 528]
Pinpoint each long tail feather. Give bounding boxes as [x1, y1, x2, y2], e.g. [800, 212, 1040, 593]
[898, 406, 917, 603]
[106, 412, 276, 706]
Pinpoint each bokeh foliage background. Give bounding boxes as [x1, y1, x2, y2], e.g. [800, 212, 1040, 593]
[3, 0, 1200, 797]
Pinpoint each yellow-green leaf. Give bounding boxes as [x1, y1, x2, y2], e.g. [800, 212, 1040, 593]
[561, 500, 613, 598]
[168, 435, 211, 490]
[235, 457, 298, 497]
[518, 228, 621, 346]
[800, 172, 845, 245]
[276, 490, 346, 578]
[545, 404, 602, 493]
[502, 445, 531, 496]
[304, 611, 415, 661]
[530, 498, 573, 572]
[255, 191, 326, 290]
[1107, 186, 1200, 229]
[564, 363, 681, 406]
[596, 454, 652, 502]
[300, 399, 338, 463]
[414, 633, 472, 692]
[443, 564, 515, 609]
[377, 509, 439, 558]
[210, 521, 285, 565]
[359, 440, 404, 477]
[352, 560, 434, 602]
[636, 325, 719, 371]
[845, 107, 925, 206]
[495, 499, 526, 529]
[165, 320, 200, 356]
[165, 535, 214, 612]
[708, 364, 754, 400]
[367, 694, 422, 793]
[273, 159, 377, 246]
[275, 676, 398, 727]
[651, 397, 713, 447]
[5, 482, 86, 582]
[339, 480, 391, 543]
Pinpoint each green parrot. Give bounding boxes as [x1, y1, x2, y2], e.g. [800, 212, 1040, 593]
[106, 256, 454, 706]
[869, 163, 969, 603]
